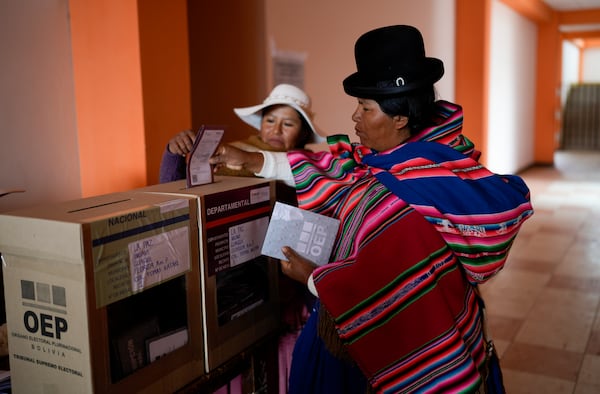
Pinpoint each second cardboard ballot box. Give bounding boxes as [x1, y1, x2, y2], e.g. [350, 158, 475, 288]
[135, 176, 281, 373]
[0, 192, 204, 393]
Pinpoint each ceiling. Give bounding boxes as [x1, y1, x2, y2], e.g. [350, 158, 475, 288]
[542, 0, 600, 11]
[541, 0, 600, 37]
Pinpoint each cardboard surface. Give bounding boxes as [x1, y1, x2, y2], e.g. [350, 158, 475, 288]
[0, 191, 204, 393]
[135, 176, 281, 372]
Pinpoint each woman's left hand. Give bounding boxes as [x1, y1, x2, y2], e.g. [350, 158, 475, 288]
[280, 246, 318, 285]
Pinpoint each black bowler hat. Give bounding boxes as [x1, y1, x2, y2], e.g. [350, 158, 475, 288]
[343, 25, 444, 98]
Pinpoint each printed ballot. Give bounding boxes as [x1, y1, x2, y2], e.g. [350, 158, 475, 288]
[261, 202, 339, 266]
[186, 125, 225, 187]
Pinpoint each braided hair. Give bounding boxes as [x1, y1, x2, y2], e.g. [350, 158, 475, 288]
[374, 82, 437, 136]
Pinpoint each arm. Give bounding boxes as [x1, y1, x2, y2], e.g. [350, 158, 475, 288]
[158, 130, 197, 183]
[159, 146, 187, 183]
[280, 246, 319, 297]
[167, 129, 196, 156]
[209, 145, 295, 186]
[256, 151, 295, 186]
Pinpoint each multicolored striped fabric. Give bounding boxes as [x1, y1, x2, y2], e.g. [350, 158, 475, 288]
[363, 140, 533, 283]
[287, 101, 533, 393]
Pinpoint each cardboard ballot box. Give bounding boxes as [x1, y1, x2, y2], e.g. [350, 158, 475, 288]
[0, 192, 204, 393]
[135, 176, 280, 373]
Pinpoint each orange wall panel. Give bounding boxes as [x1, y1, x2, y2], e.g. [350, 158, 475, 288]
[187, 1, 267, 144]
[498, 0, 553, 22]
[559, 9, 600, 24]
[535, 17, 561, 163]
[69, 0, 147, 196]
[138, 0, 191, 186]
[455, 0, 491, 163]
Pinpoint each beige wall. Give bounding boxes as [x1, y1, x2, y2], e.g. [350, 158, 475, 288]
[0, 0, 81, 212]
[1, 1, 192, 211]
[488, 0, 537, 174]
[265, 0, 456, 141]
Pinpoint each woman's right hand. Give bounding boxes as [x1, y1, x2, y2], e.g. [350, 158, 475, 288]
[167, 129, 197, 156]
[209, 144, 265, 173]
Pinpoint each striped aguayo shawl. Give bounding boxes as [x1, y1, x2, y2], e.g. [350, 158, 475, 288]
[287, 101, 533, 393]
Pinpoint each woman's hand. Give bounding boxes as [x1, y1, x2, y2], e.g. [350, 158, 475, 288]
[209, 144, 265, 173]
[167, 129, 197, 156]
[279, 246, 318, 285]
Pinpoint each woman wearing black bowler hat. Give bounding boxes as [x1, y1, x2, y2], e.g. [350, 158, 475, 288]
[266, 25, 534, 394]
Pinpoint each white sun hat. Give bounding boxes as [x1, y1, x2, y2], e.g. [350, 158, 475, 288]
[233, 83, 324, 144]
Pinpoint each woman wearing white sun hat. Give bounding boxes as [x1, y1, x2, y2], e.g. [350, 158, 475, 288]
[159, 83, 323, 184]
[159, 83, 322, 393]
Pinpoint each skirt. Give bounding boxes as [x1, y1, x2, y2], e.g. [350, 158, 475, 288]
[288, 301, 368, 394]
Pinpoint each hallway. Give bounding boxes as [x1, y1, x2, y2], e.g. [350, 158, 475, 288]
[480, 151, 600, 393]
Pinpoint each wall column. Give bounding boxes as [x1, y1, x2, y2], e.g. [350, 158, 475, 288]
[455, 0, 491, 163]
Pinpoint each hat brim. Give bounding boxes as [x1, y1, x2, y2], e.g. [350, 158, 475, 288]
[234, 102, 324, 144]
[343, 58, 444, 98]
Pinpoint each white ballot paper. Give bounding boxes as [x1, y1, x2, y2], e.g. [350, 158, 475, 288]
[186, 125, 225, 187]
[261, 202, 340, 266]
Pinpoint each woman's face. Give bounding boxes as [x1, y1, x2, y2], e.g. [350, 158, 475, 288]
[259, 105, 304, 150]
[351, 98, 407, 152]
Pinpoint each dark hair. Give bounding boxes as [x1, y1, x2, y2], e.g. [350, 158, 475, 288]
[294, 115, 313, 148]
[374, 82, 437, 135]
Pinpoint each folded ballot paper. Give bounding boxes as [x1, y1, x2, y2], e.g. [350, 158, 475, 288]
[261, 202, 340, 266]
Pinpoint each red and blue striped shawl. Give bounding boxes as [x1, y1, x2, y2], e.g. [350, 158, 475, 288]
[287, 101, 533, 393]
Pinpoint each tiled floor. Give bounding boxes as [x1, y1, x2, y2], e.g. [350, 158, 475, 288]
[479, 150, 600, 394]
